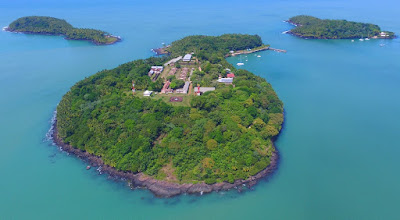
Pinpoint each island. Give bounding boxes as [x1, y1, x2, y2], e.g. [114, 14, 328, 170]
[53, 34, 284, 197]
[286, 15, 395, 39]
[5, 16, 120, 45]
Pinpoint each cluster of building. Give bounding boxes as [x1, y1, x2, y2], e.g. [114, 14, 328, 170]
[168, 67, 177, 76]
[179, 67, 189, 80]
[148, 66, 164, 81]
[380, 32, 389, 37]
[160, 81, 172, 94]
[140, 54, 237, 98]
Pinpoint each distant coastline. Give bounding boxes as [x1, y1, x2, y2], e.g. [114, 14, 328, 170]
[52, 119, 280, 197]
[285, 15, 396, 40]
[4, 27, 121, 45]
[5, 16, 121, 45]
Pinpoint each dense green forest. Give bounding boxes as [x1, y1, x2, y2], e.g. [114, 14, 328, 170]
[288, 15, 395, 39]
[7, 16, 119, 45]
[167, 34, 263, 58]
[56, 34, 283, 184]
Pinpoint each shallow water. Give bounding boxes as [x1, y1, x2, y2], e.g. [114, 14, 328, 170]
[1, 0, 399, 219]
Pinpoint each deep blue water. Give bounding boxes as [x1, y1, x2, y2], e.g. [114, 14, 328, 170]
[0, 0, 399, 219]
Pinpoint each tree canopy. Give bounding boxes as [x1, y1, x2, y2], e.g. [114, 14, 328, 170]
[288, 15, 395, 39]
[7, 16, 119, 45]
[167, 34, 263, 58]
[56, 34, 284, 184]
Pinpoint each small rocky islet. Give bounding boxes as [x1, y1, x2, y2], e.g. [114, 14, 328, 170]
[5, 16, 120, 45]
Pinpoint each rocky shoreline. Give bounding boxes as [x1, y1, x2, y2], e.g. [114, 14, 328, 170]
[52, 119, 280, 197]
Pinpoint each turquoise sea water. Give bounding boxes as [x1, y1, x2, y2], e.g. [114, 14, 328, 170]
[1, 0, 399, 219]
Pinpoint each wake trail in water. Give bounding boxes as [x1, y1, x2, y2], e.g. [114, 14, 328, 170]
[44, 110, 57, 145]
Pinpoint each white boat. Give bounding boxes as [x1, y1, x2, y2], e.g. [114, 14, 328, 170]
[237, 55, 244, 66]
[380, 44, 385, 47]
[2, 26, 8, 31]
[365, 38, 370, 41]
[359, 39, 364, 41]
[257, 55, 261, 57]
[351, 40, 355, 42]
[282, 31, 289, 34]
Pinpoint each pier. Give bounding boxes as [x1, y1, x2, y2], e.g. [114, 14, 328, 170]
[152, 45, 170, 55]
[268, 47, 287, 53]
[226, 45, 286, 57]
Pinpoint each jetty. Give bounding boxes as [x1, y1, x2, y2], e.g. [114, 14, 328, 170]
[268, 47, 287, 53]
[152, 45, 170, 55]
[226, 45, 286, 57]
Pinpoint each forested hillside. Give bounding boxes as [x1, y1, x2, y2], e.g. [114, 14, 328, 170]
[288, 15, 395, 39]
[56, 34, 283, 184]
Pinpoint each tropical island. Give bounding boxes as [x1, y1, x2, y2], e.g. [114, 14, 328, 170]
[53, 34, 284, 197]
[5, 16, 120, 45]
[286, 15, 395, 39]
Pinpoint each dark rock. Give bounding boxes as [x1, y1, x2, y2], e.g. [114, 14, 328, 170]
[52, 119, 280, 198]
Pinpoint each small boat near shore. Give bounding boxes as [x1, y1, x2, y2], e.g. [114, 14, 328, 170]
[282, 30, 289, 34]
[2, 26, 8, 31]
[237, 62, 244, 66]
[257, 55, 261, 58]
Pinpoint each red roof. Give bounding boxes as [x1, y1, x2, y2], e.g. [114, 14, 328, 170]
[227, 73, 235, 78]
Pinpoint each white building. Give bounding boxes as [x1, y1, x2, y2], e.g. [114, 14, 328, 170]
[218, 78, 233, 84]
[143, 90, 153, 96]
[183, 54, 192, 62]
[176, 81, 190, 94]
[148, 66, 164, 76]
[196, 87, 216, 95]
[164, 56, 182, 66]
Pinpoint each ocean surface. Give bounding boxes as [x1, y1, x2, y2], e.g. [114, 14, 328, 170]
[1, 0, 399, 219]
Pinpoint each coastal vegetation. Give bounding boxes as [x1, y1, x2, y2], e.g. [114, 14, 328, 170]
[287, 15, 395, 39]
[56, 34, 283, 185]
[7, 16, 120, 45]
[166, 34, 263, 58]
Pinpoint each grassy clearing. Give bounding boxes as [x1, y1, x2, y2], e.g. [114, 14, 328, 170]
[130, 91, 192, 107]
[152, 93, 192, 107]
